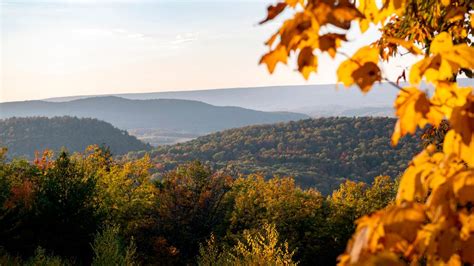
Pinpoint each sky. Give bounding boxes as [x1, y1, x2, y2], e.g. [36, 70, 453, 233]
[0, 0, 420, 102]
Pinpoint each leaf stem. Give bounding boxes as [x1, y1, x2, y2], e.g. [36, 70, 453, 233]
[383, 78, 409, 93]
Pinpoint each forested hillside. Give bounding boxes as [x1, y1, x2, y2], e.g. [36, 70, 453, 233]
[0, 116, 150, 158]
[136, 117, 421, 193]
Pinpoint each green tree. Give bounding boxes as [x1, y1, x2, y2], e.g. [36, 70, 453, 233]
[91, 225, 137, 266]
[198, 223, 297, 266]
[222, 175, 327, 265]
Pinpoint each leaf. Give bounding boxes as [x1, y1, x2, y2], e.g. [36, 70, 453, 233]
[349, 214, 385, 261]
[260, 45, 288, 73]
[331, 5, 364, 23]
[444, 130, 474, 168]
[323, 2, 363, 30]
[453, 171, 474, 206]
[279, 11, 319, 50]
[357, 0, 380, 32]
[319, 34, 346, 58]
[337, 46, 381, 93]
[392, 87, 442, 145]
[265, 32, 279, 47]
[351, 62, 382, 93]
[297, 47, 317, 79]
[410, 54, 452, 84]
[431, 82, 471, 119]
[396, 161, 430, 203]
[430, 32, 453, 54]
[284, 0, 303, 8]
[382, 203, 426, 243]
[441, 44, 474, 72]
[260, 2, 287, 24]
[444, 94, 474, 166]
[410, 32, 474, 84]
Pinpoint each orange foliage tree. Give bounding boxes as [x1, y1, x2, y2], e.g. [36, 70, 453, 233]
[260, 0, 474, 264]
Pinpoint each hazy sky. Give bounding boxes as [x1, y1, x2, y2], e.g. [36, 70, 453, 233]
[1, 0, 419, 102]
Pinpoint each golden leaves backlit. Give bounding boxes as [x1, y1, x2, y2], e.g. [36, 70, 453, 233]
[260, 0, 474, 264]
[337, 46, 381, 92]
[410, 33, 474, 84]
[260, 45, 288, 73]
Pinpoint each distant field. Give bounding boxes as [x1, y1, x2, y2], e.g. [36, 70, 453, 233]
[127, 128, 200, 146]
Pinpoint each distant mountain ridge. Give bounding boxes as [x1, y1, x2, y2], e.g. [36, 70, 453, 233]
[43, 84, 396, 112]
[42, 79, 473, 116]
[0, 97, 309, 135]
[0, 116, 150, 159]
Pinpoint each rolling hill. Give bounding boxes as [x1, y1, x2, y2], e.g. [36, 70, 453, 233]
[129, 117, 421, 194]
[0, 96, 308, 133]
[0, 96, 308, 145]
[0, 116, 150, 159]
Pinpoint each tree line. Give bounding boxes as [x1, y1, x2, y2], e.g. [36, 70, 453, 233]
[0, 116, 150, 159]
[0, 145, 397, 265]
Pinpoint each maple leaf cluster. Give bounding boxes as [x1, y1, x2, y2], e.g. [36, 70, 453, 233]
[260, 0, 474, 264]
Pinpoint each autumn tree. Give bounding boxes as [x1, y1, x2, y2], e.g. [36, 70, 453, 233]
[326, 176, 397, 263]
[197, 223, 298, 266]
[221, 175, 328, 264]
[260, 0, 473, 264]
[81, 145, 157, 237]
[0, 150, 101, 261]
[138, 161, 233, 264]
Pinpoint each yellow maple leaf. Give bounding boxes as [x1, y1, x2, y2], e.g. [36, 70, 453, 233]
[382, 203, 426, 243]
[410, 54, 453, 84]
[337, 46, 381, 93]
[357, 0, 380, 33]
[444, 94, 474, 166]
[453, 171, 474, 205]
[280, 11, 319, 51]
[431, 82, 471, 119]
[382, 0, 408, 17]
[410, 32, 474, 84]
[444, 130, 474, 168]
[392, 87, 442, 145]
[284, 0, 303, 8]
[348, 213, 385, 262]
[430, 32, 453, 54]
[297, 47, 318, 79]
[260, 2, 287, 24]
[260, 45, 288, 73]
[319, 34, 346, 58]
[396, 156, 433, 203]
